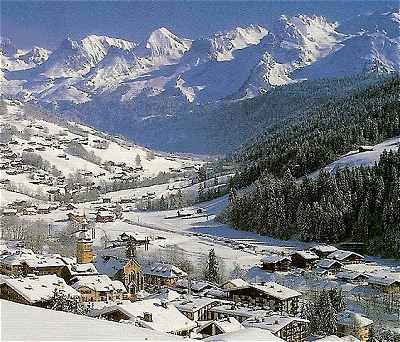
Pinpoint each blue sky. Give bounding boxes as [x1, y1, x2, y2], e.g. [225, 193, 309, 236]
[1, 1, 397, 49]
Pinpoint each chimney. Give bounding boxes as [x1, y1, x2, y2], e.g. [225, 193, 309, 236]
[143, 312, 153, 322]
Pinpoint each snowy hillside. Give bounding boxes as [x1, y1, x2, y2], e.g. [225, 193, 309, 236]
[309, 136, 400, 178]
[0, 99, 203, 204]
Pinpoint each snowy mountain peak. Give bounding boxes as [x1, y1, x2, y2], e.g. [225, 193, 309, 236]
[137, 27, 191, 65]
[19, 46, 51, 65]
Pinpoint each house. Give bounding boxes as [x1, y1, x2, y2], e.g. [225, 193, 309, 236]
[61, 262, 99, 284]
[65, 203, 78, 211]
[21, 254, 67, 276]
[175, 278, 216, 294]
[203, 327, 285, 341]
[327, 250, 364, 264]
[196, 317, 244, 338]
[37, 204, 51, 214]
[367, 273, 400, 293]
[336, 271, 368, 284]
[67, 211, 86, 222]
[221, 278, 249, 290]
[337, 310, 373, 342]
[243, 314, 309, 342]
[209, 303, 271, 323]
[96, 210, 115, 223]
[93, 298, 197, 336]
[0, 274, 80, 307]
[113, 259, 144, 298]
[0, 249, 36, 276]
[225, 282, 301, 315]
[70, 274, 127, 302]
[143, 262, 187, 287]
[22, 207, 37, 215]
[314, 259, 344, 275]
[171, 296, 222, 321]
[310, 245, 338, 258]
[261, 255, 291, 272]
[291, 251, 319, 269]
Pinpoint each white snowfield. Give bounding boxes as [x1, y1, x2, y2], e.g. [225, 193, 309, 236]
[0, 299, 187, 341]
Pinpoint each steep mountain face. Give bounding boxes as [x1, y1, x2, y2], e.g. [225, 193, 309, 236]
[0, 38, 51, 71]
[0, 9, 399, 151]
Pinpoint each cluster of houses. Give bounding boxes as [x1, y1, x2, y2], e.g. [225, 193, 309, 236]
[0, 220, 378, 342]
[260, 245, 400, 295]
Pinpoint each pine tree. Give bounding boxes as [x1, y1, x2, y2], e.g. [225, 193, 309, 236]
[46, 289, 88, 315]
[204, 249, 219, 284]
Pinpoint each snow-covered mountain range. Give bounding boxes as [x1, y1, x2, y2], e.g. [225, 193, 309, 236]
[0, 8, 399, 117]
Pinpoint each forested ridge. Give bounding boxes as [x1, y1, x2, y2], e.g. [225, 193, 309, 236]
[223, 74, 400, 258]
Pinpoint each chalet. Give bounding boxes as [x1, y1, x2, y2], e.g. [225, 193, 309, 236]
[171, 296, 222, 321]
[315, 259, 344, 275]
[67, 211, 86, 223]
[336, 271, 368, 284]
[93, 299, 197, 336]
[96, 210, 115, 223]
[0, 274, 80, 307]
[70, 274, 127, 302]
[225, 282, 301, 315]
[37, 204, 51, 214]
[60, 262, 99, 284]
[0, 250, 34, 276]
[209, 303, 271, 323]
[175, 278, 216, 294]
[22, 207, 37, 216]
[21, 255, 66, 276]
[358, 145, 374, 153]
[261, 255, 291, 272]
[243, 314, 309, 342]
[65, 203, 77, 211]
[102, 196, 112, 203]
[367, 274, 400, 293]
[291, 251, 319, 269]
[327, 250, 364, 264]
[113, 259, 144, 298]
[196, 317, 243, 338]
[221, 278, 249, 290]
[143, 262, 187, 287]
[337, 310, 373, 342]
[310, 245, 338, 258]
[0, 178, 10, 185]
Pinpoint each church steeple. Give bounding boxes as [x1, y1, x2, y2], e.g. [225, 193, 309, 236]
[76, 217, 94, 264]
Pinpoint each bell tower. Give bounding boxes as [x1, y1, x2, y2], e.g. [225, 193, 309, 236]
[76, 217, 94, 264]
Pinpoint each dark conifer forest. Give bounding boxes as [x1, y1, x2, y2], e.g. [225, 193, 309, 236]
[223, 74, 400, 258]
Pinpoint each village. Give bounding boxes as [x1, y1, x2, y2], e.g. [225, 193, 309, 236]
[0, 100, 399, 341]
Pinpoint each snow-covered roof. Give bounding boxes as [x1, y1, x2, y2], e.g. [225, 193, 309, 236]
[223, 278, 250, 288]
[171, 296, 221, 313]
[367, 273, 400, 286]
[144, 262, 187, 279]
[327, 250, 364, 261]
[228, 282, 301, 300]
[294, 250, 319, 260]
[148, 288, 182, 303]
[315, 336, 360, 342]
[97, 210, 115, 217]
[337, 310, 373, 327]
[97, 298, 197, 333]
[66, 262, 98, 276]
[198, 317, 244, 334]
[311, 245, 338, 254]
[22, 254, 66, 268]
[209, 304, 271, 318]
[3, 274, 80, 303]
[336, 270, 366, 281]
[204, 327, 285, 341]
[1, 299, 184, 341]
[261, 254, 291, 264]
[71, 274, 126, 293]
[317, 259, 344, 269]
[243, 314, 309, 333]
[175, 278, 214, 292]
